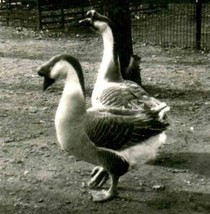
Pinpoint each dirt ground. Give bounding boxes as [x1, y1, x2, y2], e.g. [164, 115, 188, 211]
[0, 25, 210, 214]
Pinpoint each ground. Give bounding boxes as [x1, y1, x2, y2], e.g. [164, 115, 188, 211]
[0, 26, 210, 214]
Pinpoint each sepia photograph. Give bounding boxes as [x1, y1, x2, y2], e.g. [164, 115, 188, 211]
[0, 0, 210, 213]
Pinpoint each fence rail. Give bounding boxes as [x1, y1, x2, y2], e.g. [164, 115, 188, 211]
[0, 0, 210, 50]
[0, 0, 101, 30]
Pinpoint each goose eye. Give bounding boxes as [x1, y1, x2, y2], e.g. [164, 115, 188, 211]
[87, 10, 96, 19]
[86, 11, 91, 18]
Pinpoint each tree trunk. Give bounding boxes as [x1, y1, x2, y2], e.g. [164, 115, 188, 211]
[101, 0, 142, 85]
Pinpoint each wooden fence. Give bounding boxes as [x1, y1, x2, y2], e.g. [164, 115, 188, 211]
[37, 0, 102, 30]
[0, 0, 210, 50]
[0, 0, 38, 28]
[0, 0, 101, 29]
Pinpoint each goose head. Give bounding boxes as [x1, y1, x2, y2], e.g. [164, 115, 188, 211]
[37, 54, 85, 93]
[80, 10, 114, 34]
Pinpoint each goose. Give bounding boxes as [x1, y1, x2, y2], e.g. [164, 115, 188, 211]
[80, 11, 170, 186]
[37, 54, 169, 202]
[80, 10, 165, 111]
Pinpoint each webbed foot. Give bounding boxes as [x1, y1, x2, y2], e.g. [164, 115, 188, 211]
[89, 174, 119, 202]
[88, 166, 109, 189]
[90, 189, 117, 202]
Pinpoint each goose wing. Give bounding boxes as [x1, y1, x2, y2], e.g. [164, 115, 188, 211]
[95, 80, 161, 110]
[85, 107, 169, 150]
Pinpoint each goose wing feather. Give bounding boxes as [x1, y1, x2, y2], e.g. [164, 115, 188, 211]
[85, 108, 134, 150]
[85, 107, 169, 150]
[97, 80, 161, 110]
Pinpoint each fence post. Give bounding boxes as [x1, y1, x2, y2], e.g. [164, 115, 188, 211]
[6, 0, 11, 27]
[196, 0, 202, 50]
[60, 1, 65, 29]
[163, 0, 168, 9]
[37, 0, 42, 29]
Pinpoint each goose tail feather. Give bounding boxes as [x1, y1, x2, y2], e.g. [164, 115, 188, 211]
[151, 102, 170, 120]
[144, 101, 170, 120]
[119, 132, 167, 170]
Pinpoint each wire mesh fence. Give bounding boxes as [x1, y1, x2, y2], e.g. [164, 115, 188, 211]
[131, 0, 210, 50]
[201, 1, 210, 50]
[0, 0, 210, 50]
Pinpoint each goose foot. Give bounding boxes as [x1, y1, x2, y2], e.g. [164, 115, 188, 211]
[90, 188, 117, 202]
[88, 166, 109, 189]
[89, 174, 119, 202]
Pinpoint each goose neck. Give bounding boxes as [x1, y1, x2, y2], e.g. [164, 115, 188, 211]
[99, 26, 122, 82]
[56, 63, 86, 119]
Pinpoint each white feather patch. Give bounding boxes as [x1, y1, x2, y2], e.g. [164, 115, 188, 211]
[119, 132, 167, 170]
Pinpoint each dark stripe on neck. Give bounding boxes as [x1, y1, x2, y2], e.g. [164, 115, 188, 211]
[106, 20, 120, 68]
[47, 54, 85, 95]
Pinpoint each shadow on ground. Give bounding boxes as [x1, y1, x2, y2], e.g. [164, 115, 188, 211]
[151, 152, 210, 178]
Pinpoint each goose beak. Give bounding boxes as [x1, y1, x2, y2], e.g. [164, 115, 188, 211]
[43, 76, 55, 91]
[37, 69, 55, 91]
[79, 17, 91, 24]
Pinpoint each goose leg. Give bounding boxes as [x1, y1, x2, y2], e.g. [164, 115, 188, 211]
[84, 147, 128, 202]
[88, 166, 109, 188]
[90, 174, 119, 202]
